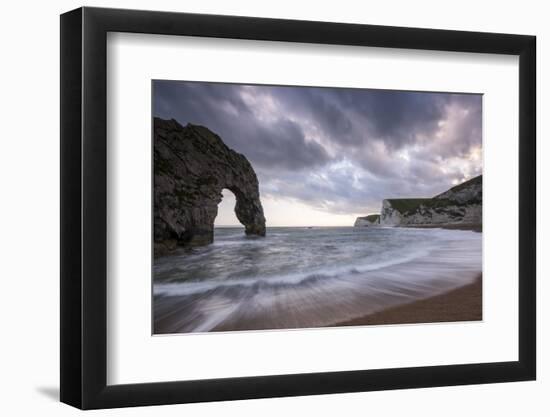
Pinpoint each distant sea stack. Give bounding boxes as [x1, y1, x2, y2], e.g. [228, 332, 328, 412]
[354, 214, 380, 227]
[154, 118, 266, 256]
[379, 175, 482, 227]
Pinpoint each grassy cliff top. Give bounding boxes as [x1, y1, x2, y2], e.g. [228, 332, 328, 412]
[385, 198, 431, 213]
[447, 174, 482, 192]
[365, 214, 380, 222]
[386, 175, 482, 214]
[387, 197, 470, 214]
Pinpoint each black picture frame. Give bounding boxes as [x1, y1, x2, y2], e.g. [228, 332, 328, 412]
[60, 6, 536, 410]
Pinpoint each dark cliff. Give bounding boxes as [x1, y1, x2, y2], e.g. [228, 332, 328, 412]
[154, 118, 266, 256]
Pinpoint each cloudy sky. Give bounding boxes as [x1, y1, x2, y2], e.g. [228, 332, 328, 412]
[153, 80, 482, 227]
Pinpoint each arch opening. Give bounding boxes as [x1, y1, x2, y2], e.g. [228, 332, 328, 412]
[214, 189, 245, 229]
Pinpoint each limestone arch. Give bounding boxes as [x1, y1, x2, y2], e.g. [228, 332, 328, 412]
[153, 118, 266, 255]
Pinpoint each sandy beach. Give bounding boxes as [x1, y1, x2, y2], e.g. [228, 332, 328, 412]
[330, 224, 483, 329]
[333, 274, 482, 327]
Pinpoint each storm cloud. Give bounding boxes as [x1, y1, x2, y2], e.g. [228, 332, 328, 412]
[153, 80, 482, 217]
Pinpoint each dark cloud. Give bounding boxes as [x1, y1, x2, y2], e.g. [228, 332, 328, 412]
[154, 81, 330, 171]
[153, 80, 482, 216]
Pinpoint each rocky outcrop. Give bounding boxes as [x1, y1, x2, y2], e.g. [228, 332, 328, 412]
[379, 175, 482, 226]
[354, 214, 380, 227]
[154, 118, 266, 255]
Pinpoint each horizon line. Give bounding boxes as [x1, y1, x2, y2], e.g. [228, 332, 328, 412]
[215, 225, 356, 228]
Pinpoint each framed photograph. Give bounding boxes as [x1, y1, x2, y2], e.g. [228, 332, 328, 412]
[60, 6, 536, 409]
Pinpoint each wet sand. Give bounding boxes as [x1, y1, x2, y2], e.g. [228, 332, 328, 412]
[155, 274, 482, 333]
[333, 274, 482, 327]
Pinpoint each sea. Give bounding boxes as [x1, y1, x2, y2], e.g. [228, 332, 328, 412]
[153, 226, 482, 333]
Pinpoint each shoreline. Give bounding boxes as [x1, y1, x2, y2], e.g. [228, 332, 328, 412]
[332, 274, 482, 327]
[154, 227, 482, 332]
[398, 223, 482, 233]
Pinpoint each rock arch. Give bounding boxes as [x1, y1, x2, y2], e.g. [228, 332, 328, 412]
[153, 118, 266, 256]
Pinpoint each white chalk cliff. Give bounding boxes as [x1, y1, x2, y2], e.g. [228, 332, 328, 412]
[379, 175, 482, 226]
[354, 214, 380, 227]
